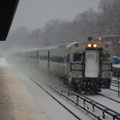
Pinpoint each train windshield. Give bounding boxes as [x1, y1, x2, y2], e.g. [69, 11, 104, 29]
[85, 50, 99, 77]
[73, 53, 82, 61]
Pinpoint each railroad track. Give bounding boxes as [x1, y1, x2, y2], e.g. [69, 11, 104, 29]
[28, 77, 83, 120]
[47, 85, 120, 120]
[110, 78, 120, 94]
[111, 79, 119, 87]
[97, 93, 120, 104]
[109, 88, 119, 93]
[111, 77, 120, 86]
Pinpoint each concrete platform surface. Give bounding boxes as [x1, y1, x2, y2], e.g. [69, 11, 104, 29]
[0, 58, 50, 120]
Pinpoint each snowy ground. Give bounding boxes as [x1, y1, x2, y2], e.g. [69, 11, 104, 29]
[6, 56, 120, 120]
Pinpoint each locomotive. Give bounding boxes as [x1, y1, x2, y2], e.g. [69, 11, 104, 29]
[16, 41, 112, 94]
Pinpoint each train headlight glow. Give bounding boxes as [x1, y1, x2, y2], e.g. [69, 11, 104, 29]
[88, 44, 92, 47]
[93, 44, 97, 48]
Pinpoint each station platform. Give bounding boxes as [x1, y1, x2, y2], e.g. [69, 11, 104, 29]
[0, 58, 50, 120]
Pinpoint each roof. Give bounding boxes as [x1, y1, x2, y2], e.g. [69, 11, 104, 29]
[0, 0, 19, 41]
[38, 42, 79, 50]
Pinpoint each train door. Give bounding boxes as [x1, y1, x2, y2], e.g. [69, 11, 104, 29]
[37, 50, 39, 64]
[85, 50, 99, 77]
[48, 51, 50, 69]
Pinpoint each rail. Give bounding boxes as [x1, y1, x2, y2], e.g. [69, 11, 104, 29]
[69, 91, 120, 120]
[49, 85, 120, 120]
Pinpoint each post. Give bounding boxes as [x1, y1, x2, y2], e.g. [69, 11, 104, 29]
[118, 70, 120, 98]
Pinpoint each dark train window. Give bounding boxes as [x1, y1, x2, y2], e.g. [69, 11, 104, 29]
[49, 56, 69, 64]
[102, 52, 110, 62]
[39, 55, 48, 60]
[50, 56, 64, 63]
[73, 53, 82, 61]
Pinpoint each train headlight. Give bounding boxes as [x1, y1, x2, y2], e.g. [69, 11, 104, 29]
[88, 44, 92, 47]
[93, 44, 97, 48]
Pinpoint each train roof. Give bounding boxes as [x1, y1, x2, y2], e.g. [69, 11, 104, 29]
[66, 42, 79, 48]
[38, 42, 79, 50]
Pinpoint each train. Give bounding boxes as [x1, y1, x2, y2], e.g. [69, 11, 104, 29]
[15, 41, 112, 94]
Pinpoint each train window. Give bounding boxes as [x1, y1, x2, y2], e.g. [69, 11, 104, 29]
[50, 56, 64, 63]
[50, 56, 69, 64]
[87, 53, 95, 60]
[73, 53, 82, 61]
[102, 52, 110, 62]
[57, 57, 64, 63]
[39, 55, 48, 60]
[65, 55, 69, 64]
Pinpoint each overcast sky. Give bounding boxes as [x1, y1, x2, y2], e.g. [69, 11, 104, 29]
[11, 0, 100, 31]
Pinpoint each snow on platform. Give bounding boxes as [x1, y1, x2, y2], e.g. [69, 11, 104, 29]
[0, 58, 50, 120]
[0, 58, 10, 67]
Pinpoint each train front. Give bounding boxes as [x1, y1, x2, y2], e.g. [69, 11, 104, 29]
[70, 41, 112, 93]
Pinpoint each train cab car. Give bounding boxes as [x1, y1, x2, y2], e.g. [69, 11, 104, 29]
[69, 42, 112, 93]
[38, 41, 112, 93]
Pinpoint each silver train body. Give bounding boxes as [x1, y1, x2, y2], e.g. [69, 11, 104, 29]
[17, 41, 112, 93]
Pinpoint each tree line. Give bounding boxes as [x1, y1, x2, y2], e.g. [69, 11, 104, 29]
[40, 0, 120, 46]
